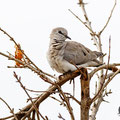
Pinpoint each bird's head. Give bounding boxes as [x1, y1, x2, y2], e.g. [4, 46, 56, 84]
[50, 27, 71, 43]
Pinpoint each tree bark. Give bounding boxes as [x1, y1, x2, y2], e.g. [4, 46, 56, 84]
[80, 68, 91, 120]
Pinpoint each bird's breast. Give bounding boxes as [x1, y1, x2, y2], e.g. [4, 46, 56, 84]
[47, 44, 65, 72]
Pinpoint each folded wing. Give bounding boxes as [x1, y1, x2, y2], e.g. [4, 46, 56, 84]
[63, 41, 102, 65]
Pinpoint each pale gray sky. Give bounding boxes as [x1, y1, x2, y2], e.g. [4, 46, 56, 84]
[0, 0, 120, 119]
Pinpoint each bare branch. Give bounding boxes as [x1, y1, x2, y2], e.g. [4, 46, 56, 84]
[91, 36, 111, 103]
[50, 96, 66, 106]
[65, 93, 81, 105]
[89, 63, 120, 79]
[58, 113, 66, 120]
[0, 97, 18, 120]
[0, 52, 54, 84]
[57, 85, 75, 120]
[26, 88, 57, 94]
[91, 69, 120, 104]
[99, 0, 117, 35]
[103, 36, 111, 80]
[13, 72, 46, 120]
[78, 0, 100, 50]
[104, 69, 120, 89]
[68, 9, 97, 37]
[10, 69, 81, 119]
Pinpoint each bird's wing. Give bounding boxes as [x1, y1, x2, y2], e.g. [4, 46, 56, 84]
[63, 41, 98, 65]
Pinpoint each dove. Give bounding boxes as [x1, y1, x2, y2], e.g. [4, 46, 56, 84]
[47, 27, 103, 73]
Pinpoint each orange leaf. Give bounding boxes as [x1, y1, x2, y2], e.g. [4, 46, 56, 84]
[15, 44, 23, 66]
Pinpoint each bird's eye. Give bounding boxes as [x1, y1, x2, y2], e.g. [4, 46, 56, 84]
[58, 31, 62, 34]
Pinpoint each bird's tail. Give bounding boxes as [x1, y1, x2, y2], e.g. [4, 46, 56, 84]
[94, 51, 104, 57]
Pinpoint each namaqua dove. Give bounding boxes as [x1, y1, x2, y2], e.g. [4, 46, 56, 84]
[47, 27, 103, 73]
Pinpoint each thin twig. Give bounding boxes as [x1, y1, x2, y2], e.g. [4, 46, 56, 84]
[50, 96, 66, 106]
[91, 36, 111, 103]
[91, 69, 120, 103]
[78, 0, 100, 50]
[7, 66, 26, 68]
[56, 84, 75, 120]
[0, 115, 14, 120]
[89, 63, 120, 79]
[99, 0, 117, 35]
[58, 113, 66, 120]
[103, 69, 120, 89]
[0, 97, 18, 120]
[65, 93, 81, 105]
[26, 88, 57, 94]
[68, 9, 96, 36]
[13, 72, 46, 120]
[0, 51, 54, 85]
[103, 36, 111, 81]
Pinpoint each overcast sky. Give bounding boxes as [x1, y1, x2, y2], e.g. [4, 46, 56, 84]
[0, 0, 120, 119]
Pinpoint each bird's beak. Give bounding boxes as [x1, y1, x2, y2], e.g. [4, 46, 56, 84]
[65, 35, 71, 40]
[60, 32, 71, 40]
